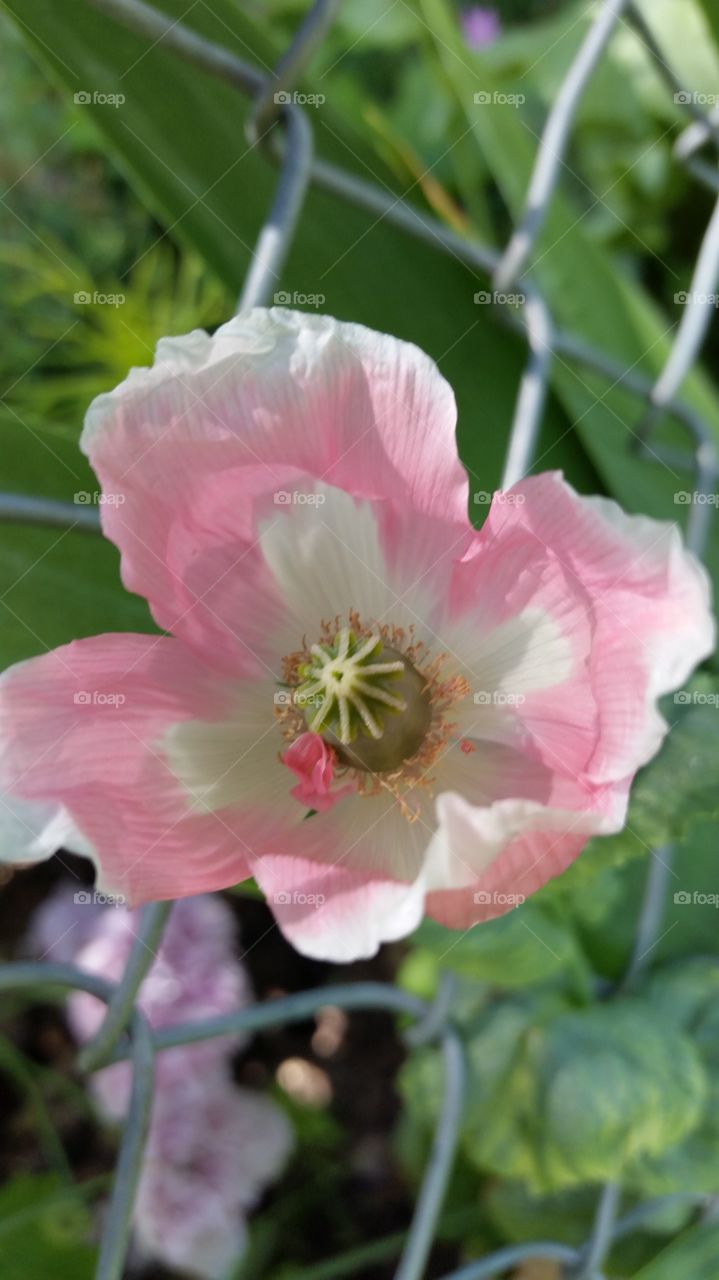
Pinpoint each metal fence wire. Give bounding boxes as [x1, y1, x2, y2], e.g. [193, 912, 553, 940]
[2, 0, 719, 1277]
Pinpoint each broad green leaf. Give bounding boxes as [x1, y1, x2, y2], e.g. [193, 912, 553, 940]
[0, 1175, 95, 1280]
[406, 900, 590, 991]
[631, 959, 719, 1194]
[401, 995, 706, 1193]
[0, 413, 154, 667]
[632, 1222, 719, 1280]
[642, 0, 719, 81]
[603, 679, 719, 850]
[536, 1002, 705, 1190]
[486, 1177, 696, 1257]
[484, 1180, 604, 1248]
[568, 816, 719, 979]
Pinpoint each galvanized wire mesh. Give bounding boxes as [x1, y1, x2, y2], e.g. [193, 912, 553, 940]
[2, 1, 719, 1277]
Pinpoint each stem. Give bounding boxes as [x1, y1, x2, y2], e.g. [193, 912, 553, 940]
[394, 1030, 466, 1280]
[112, 981, 427, 1058]
[494, 0, 631, 289]
[620, 845, 675, 990]
[95, 1012, 155, 1280]
[570, 1183, 621, 1280]
[78, 900, 172, 1072]
[0, 963, 154, 1280]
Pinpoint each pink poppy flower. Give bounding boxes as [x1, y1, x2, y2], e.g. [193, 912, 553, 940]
[0, 309, 713, 961]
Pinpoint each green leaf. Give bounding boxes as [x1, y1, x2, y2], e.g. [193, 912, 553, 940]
[536, 1001, 706, 1191]
[407, 899, 590, 991]
[632, 1222, 719, 1280]
[0, 1175, 96, 1280]
[0, 414, 155, 668]
[630, 959, 719, 1194]
[401, 994, 707, 1194]
[484, 1180, 599, 1248]
[641, 0, 719, 82]
[622, 678, 719, 847]
[569, 816, 719, 980]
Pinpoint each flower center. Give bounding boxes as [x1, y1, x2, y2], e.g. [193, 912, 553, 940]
[277, 612, 471, 817]
[294, 628, 432, 773]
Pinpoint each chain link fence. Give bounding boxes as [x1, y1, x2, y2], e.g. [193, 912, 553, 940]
[1, 1, 718, 1277]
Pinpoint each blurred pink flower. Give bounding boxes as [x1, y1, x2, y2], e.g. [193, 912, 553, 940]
[1, 309, 714, 962]
[29, 890, 293, 1277]
[461, 6, 501, 49]
[133, 1070, 292, 1279]
[68, 893, 252, 1115]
